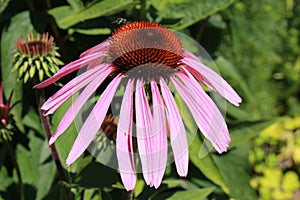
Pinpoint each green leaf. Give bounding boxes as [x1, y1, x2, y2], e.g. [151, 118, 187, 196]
[189, 134, 229, 194]
[66, 0, 84, 11]
[51, 93, 87, 171]
[49, 0, 134, 29]
[0, 167, 12, 191]
[1, 11, 34, 132]
[22, 107, 44, 136]
[229, 119, 275, 147]
[214, 56, 251, 98]
[153, 0, 237, 30]
[212, 144, 257, 200]
[74, 28, 111, 35]
[0, 0, 10, 14]
[73, 162, 120, 188]
[166, 187, 215, 200]
[230, 13, 279, 61]
[15, 131, 56, 199]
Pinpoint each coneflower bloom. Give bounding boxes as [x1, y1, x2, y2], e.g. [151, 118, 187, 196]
[34, 22, 242, 190]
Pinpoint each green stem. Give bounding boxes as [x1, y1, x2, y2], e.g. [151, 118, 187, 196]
[34, 85, 74, 200]
[195, 17, 210, 42]
[26, 0, 34, 10]
[140, 0, 147, 21]
[123, 190, 134, 200]
[4, 141, 25, 200]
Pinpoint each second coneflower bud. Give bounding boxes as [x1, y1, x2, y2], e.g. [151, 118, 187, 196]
[12, 32, 63, 83]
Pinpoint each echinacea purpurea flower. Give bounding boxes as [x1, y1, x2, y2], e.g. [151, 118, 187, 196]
[34, 22, 242, 190]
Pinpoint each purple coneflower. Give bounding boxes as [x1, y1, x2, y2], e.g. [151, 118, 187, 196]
[34, 22, 242, 190]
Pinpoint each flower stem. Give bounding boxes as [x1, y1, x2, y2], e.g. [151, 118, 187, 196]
[34, 82, 74, 200]
[140, 0, 147, 21]
[123, 190, 134, 200]
[4, 141, 25, 200]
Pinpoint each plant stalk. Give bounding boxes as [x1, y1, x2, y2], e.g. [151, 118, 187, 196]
[4, 141, 25, 200]
[123, 190, 134, 200]
[34, 84, 74, 200]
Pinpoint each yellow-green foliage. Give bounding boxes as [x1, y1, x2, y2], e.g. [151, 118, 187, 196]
[250, 116, 300, 200]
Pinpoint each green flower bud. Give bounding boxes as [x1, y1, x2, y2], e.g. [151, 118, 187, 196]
[12, 32, 63, 83]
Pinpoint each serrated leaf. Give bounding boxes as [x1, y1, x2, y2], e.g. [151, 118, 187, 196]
[156, 0, 237, 30]
[49, 0, 134, 29]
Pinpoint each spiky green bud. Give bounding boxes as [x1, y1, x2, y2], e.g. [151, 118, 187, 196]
[12, 32, 63, 83]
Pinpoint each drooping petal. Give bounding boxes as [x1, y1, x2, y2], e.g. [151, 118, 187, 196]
[49, 66, 114, 145]
[150, 80, 168, 188]
[135, 79, 154, 186]
[80, 40, 109, 58]
[42, 64, 111, 115]
[66, 74, 122, 166]
[182, 51, 242, 106]
[159, 78, 188, 177]
[171, 71, 230, 153]
[34, 51, 107, 88]
[116, 79, 136, 191]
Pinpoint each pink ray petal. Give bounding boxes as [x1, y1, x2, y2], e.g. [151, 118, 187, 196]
[49, 66, 113, 145]
[171, 72, 230, 153]
[66, 74, 122, 166]
[42, 64, 111, 115]
[159, 78, 188, 177]
[34, 51, 107, 88]
[116, 79, 136, 191]
[180, 67, 230, 146]
[80, 40, 109, 58]
[135, 79, 154, 186]
[150, 80, 168, 188]
[182, 51, 242, 106]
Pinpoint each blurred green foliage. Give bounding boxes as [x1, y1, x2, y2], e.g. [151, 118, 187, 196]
[250, 116, 300, 200]
[0, 0, 299, 199]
